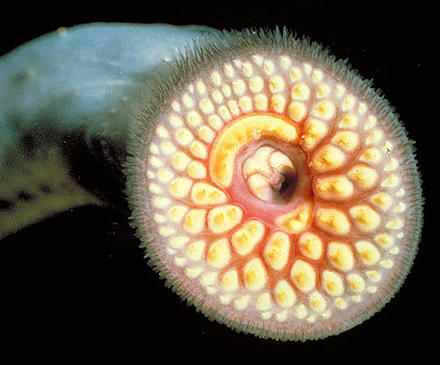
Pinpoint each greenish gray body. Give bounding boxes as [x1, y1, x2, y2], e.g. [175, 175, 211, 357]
[0, 23, 216, 237]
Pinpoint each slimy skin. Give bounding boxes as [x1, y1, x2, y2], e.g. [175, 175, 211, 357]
[0, 25, 423, 341]
[0, 23, 216, 236]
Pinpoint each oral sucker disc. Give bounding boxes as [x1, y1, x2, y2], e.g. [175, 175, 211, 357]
[128, 29, 422, 341]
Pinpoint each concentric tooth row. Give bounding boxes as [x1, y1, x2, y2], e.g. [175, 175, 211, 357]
[144, 50, 411, 328]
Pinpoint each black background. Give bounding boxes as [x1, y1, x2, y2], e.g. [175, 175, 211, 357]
[0, 1, 433, 362]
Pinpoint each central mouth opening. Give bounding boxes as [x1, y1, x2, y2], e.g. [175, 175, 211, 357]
[243, 145, 298, 204]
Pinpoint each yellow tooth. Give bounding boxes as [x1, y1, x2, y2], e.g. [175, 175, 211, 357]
[153, 213, 166, 223]
[200, 98, 215, 114]
[309, 291, 326, 313]
[247, 174, 272, 201]
[148, 183, 162, 194]
[243, 258, 268, 291]
[269, 151, 294, 170]
[331, 131, 359, 152]
[347, 274, 366, 292]
[208, 115, 224, 130]
[279, 55, 291, 69]
[298, 232, 323, 260]
[370, 192, 393, 211]
[254, 94, 268, 110]
[208, 205, 243, 234]
[186, 267, 203, 279]
[167, 205, 188, 222]
[386, 218, 404, 230]
[210, 114, 299, 187]
[263, 231, 291, 270]
[149, 155, 163, 169]
[302, 118, 328, 149]
[274, 280, 296, 307]
[160, 140, 177, 155]
[335, 83, 346, 97]
[158, 226, 176, 237]
[347, 165, 378, 189]
[239, 96, 253, 113]
[327, 242, 354, 271]
[249, 76, 264, 92]
[234, 295, 251, 310]
[198, 125, 216, 143]
[269, 75, 286, 93]
[263, 59, 275, 74]
[243, 61, 254, 76]
[335, 298, 348, 310]
[381, 174, 401, 188]
[227, 100, 240, 116]
[206, 238, 231, 268]
[212, 89, 224, 104]
[195, 80, 206, 94]
[315, 175, 354, 200]
[169, 235, 189, 249]
[384, 157, 399, 171]
[190, 182, 226, 205]
[311, 69, 322, 82]
[310, 145, 346, 172]
[186, 240, 206, 261]
[349, 204, 381, 232]
[244, 146, 273, 177]
[156, 125, 169, 138]
[256, 292, 273, 311]
[374, 233, 395, 248]
[218, 105, 232, 120]
[303, 63, 312, 75]
[187, 161, 207, 179]
[364, 115, 377, 129]
[288, 101, 307, 122]
[366, 129, 383, 145]
[366, 270, 381, 283]
[312, 100, 336, 119]
[316, 83, 330, 98]
[322, 270, 344, 296]
[341, 95, 356, 111]
[290, 66, 302, 81]
[360, 147, 382, 164]
[169, 113, 183, 127]
[189, 141, 208, 159]
[275, 202, 311, 233]
[222, 84, 232, 97]
[290, 259, 316, 292]
[221, 269, 239, 292]
[211, 71, 222, 86]
[393, 202, 406, 213]
[175, 128, 194, 146]
[201, 271, 217, 287]
[182, 93, 194, 108]
[169, 177, 193, 199]
[232, 79, 246, 96]
[231, 220, 265, 256]
[338, 113, 358, 128]
[355, 241, 381, 266]
[172, 151, 191, 171]
[186, 111, 202, 127]
[183, 209, 206, 234]
[271, 94, 287, 113]
[157, 168, 174, 183]
[152, 196, 171, 209]
[224, 63, 234, 77]
[291, 83, 310, 100]
[315, 207, 351, 235]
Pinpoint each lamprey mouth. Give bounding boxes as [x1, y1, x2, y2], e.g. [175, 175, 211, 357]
[127, 29, 423, 341]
